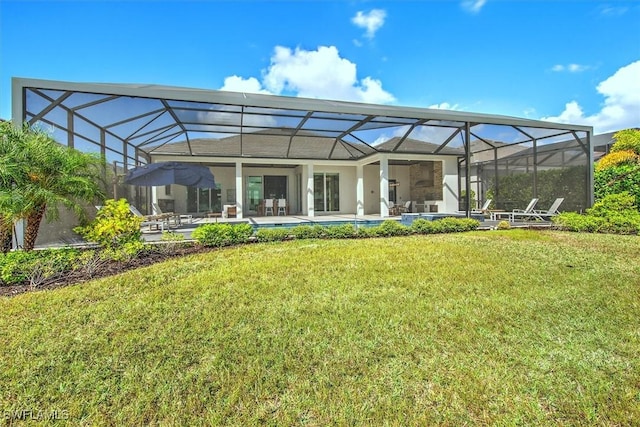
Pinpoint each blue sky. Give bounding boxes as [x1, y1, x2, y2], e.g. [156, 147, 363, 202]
[1, 0, 639, 134]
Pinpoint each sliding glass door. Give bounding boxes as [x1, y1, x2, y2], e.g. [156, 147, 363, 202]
[187, 185, 221, 213]
[246, 176, 263, 213]
[314, 173, 339, 212]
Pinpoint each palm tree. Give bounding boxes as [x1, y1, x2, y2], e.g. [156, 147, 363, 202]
[0, 121, 26, 252]
[0, 122, 106, 251]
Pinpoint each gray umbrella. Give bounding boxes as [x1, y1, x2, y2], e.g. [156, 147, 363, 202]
[124, 161, 216, 188]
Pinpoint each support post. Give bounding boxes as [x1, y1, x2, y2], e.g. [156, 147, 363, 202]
[235, 161, 243, 218]
[379, 155, 389, 217]
[356, 164, 364, 216]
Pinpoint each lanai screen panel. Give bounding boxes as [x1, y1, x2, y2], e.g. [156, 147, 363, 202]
[16, 78, 593, 217]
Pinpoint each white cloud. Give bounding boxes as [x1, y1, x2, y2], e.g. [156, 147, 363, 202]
[599, 5, 628, 16]
[261, 45, 395, 104]
[220, 75, 272, 94]
[461, 0, 486, 14]
[428, 102, 460, 110]
[218, 46, 395, 105]
[542, 60, 640, 133]
[551, 63, 590, 73]
[351, 9, 387, 39]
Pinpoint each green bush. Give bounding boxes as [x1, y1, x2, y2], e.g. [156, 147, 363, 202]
[355, 226, 379, 238]
[411, 217, 480, 234]
[0, 248, 81, 286]
[553, 213, 604, 233]
[411, 219, 439, 234]
[255, 228, 291, 242]
[373, 220, 411, 237]
[437, 217, 479, 233]
[74, 199, 143, 249]
[553, 193, 640, 234]
[594, 164, 640, 210]
[290, 225, 326, 239]
[324, 223, 356, 239]
[192, 223, 254, 247]
[496, 220, 511, 230]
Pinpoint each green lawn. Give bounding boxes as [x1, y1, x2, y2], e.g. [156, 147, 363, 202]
[1, 230, 639, 425]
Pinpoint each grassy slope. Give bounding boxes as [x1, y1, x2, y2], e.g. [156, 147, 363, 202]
[1, 230, 638, 425]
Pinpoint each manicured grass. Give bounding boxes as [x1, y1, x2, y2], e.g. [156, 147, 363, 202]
[1, 230, 639, 425]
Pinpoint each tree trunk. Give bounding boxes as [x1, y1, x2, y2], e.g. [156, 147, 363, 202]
[0, 220, 12, 254]
[23, 205, 46, 251]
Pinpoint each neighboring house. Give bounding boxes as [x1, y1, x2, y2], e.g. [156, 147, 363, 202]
[11, 77, 594, 247]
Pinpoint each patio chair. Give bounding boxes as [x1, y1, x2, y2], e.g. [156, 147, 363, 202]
[472, 199, 492, 215]
[530, 197, 564, 220]
[264, 199, 274, 216]
[396, 200, 412, 214]
[277, 199, 287, 216]
[129, 205, 166, 232]
[491, 198, 539, 221]
[152, 202, 189, 226]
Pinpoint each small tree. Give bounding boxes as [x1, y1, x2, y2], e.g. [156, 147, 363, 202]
[74, 199, 143, 249]
[0, 122, 106, 251]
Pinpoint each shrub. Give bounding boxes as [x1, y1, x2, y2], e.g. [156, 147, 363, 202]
[0, 248, 81, 286]
[155, 231, 188, 255]
[324, 223, 356, 239]
[291, 225, 326, 239]
[610, 129, 640, 154]
[411, 219, 439, 234]
[553, 193, 640, 234]
[496, 220, 511, 230]
[553, 213, 604, 233]
[437, 217, 480, 233]
[595, 150, 639, 171]
[355, 226, 379, 238]
[192, 223, 254, 247]
[255, 228, 291, 242]
[374, 220, 411, 237]
[594, 164, 640, 210]
[74, 199, 143, 249]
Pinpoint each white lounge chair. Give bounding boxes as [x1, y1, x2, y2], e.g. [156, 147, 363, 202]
[472, 199, 492, 215]
[530, 198, 564, 220]
[507, 198, 540, 221]
[491, 198, 539, 221]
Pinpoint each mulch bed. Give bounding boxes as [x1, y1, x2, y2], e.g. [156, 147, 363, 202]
[0, 245, 212, 298]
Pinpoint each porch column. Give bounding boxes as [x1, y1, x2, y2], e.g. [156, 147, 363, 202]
[306, 163, 315, 217]
[442, 157, 459, 212]
[379, 155, 389, 217]
[151, 186, 158, 214]
[235, 161, 243, 218]
[356, 164, 364, 216]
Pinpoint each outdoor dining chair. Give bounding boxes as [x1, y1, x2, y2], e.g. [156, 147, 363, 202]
[277, 199, 287, 216]
[264, 199, 274, 216]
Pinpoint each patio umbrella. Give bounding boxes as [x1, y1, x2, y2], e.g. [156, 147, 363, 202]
[124, 161, 216, 188]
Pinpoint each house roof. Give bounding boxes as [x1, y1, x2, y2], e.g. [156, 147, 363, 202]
[12, 77, 593, 166]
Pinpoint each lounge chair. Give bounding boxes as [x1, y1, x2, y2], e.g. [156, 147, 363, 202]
[129, 205, 166, 232]
[529, 197, 564, 220]
[491, 198, 539, 221]
[152, 202, 191, 225]
[472, 199, 492, 215]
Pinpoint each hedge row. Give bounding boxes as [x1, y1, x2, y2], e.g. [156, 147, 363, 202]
[199, 218, 480, 246]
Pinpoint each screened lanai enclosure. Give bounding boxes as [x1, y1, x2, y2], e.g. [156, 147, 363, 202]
[11, 77, 593, 247]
